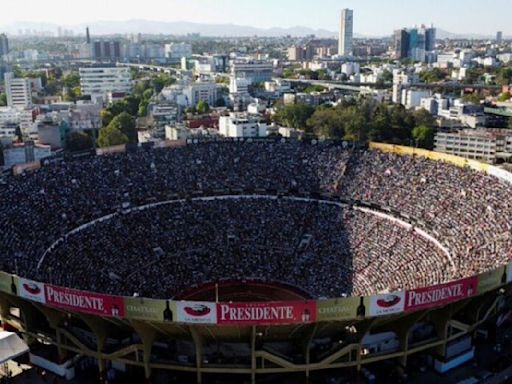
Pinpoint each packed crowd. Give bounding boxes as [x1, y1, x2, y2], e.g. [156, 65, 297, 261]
[0, 141, 510, 299]
[41, 198, 449, 298]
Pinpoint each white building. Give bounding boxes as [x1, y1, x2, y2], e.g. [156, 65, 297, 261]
[4, 73, 32, 108]
[183, 82, 218, 107]
[392, 69, 419, 103]
[164, 43, 193, 60]
[401, 89, 432, 109]
[338, 9, 354, 56]
[0, 107, 20, 126]
[229, 77, 250, 95]
[79, 67, 133, 104]
[341, 62, 360, 77]
[219, 113, 268, 138]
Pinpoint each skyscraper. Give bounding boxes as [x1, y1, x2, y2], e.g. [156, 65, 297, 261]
[0, 34, 9, 58]
[86, 27, 91, 44]
[338, 9, 353, 56]
[497, 31, 503, 44]
[393, 29, 409, 60]
[392, 25, 436, 62]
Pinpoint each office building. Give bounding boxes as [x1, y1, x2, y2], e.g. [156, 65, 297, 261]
[91, 40, 121, 61]
[496, 31, 503, 44]
[4, 73, 32, 108]
[434, 129, 512, 164]
[182, 82, 218, 107]
[288, 46, 304, 61]
[79, 67, 132, 103]
[165, 43, 193, 60]
[231, 61, 273, 84]
[338, 9, 354, 56]
[219, 113, 268, 138]
[393, 29, 410, 60]
[393, 25, 436, 62]
[0, 34, 8, 57]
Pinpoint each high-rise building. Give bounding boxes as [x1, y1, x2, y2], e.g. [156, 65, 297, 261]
[497, 31, 503, 44]
[392, 25, 436, 62]
[4, 72, 32, 108]
[91, 40, 122, 61]
[86, 27, 91, 44]
[0, 34, 9, 58]
[338, 9, 354, 56]
[393, 29, 409, 60]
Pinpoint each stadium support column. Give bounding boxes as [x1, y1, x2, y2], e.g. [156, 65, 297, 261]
[304, 323, 318, 384]
[430, 304, 455, 358]
[81, 314, 109, 382]
[251, 326, 256, 384]
[131, 321, 156, 382]
[393, 311, 426, 368]
[32, 304, 67, 360]
[189, 326, 203, 384]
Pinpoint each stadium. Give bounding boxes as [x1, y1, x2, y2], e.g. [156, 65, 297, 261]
[0, 139, 511, 384]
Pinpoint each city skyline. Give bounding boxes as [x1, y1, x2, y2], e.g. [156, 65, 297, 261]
[0, 0, 510, 37]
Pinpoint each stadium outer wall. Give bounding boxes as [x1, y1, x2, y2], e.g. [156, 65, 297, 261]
[0, 142, 511, 384]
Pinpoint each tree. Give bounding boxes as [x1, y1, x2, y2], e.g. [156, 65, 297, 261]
[196, 100, 210, 114]
[142, 88, 154, 101]
[123, 95, 142, 116]
[496, 67, 512, 87]
[463, 93, 483, 104]
[138, 100, 149, 117]
[0, 93, 6, 106]
[151, 74, 175, 93]
[101, 110, 114, 127]
[307, 107, 345, 139]
[107, 112, 137, 144]
[97, 126, 129, 148]
[497, 92, 511, 102]
[62, 71, 80, 88]
[413, 109, 435, 127]
[419, 68, 446, 83]
[381, 70, 393, 83]
[273, 103, 315, 131]
[66, 131, 93, 152]
[412, 125, 435, 149]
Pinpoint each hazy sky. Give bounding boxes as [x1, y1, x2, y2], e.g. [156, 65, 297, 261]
[0, 0, 509, 36]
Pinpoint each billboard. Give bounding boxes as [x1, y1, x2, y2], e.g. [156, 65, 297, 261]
[368, 292, 405, 317]
[18, 278, 46, 304]
[217, 301, 317, 326]
[405, 277, 478, 312]
[45, 285, 125, 318]
[0, 272, 18, 296]
[317, 297, 365, 321]
[124, 298, 176, 322]
[176, 301, 217, 324]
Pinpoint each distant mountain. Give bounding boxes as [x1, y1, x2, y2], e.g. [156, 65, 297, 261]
[0, 20, 505, 40]
[435, 28, 498, 40]
[1, 19, 338, 38]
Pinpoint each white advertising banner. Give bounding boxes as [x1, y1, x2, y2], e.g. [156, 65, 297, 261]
[19, 278, 46, 304]
[176, 301, 217, 324]
[368, 291, 405, 317]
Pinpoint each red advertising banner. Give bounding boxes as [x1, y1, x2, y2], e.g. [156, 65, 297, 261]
[45, 285, 125, 318]
[405, 276, 478, 312]
[217, 301, 317, 326]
